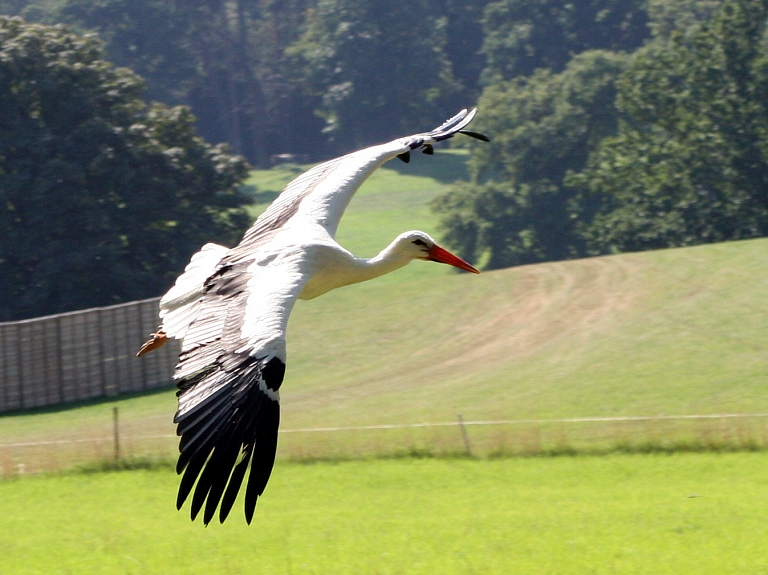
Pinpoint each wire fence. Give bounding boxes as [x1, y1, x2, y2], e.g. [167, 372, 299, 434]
[3, 411, 768, 476]
[0, 298, 179, 413]
[4, 412, 768, 447]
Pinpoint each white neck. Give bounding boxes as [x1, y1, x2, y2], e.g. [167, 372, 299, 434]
[358, 240, 415, 281]
[299, 238, 414, 300]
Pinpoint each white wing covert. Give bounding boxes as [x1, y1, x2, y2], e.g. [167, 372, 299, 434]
[158, 243, 229, 340]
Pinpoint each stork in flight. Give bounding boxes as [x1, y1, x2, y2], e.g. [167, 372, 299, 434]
[137, 109, 488, 525]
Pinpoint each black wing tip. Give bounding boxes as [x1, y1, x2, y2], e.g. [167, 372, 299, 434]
[173, 355, 284, 525]
[458, 130, 490, 142]
[428, 107, 487, 144]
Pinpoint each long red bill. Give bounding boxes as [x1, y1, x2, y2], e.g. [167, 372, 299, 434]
[427, 244, 480, 274]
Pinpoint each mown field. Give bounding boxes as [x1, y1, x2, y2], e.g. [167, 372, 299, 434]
[3, 453, 768, 574]
[2, 149, 768, 573]
[2, 149, 768, 472]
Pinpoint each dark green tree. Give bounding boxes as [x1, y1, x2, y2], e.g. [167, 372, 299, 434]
[8, 0, 493, 161]
[59, 0, 322, 166]
[0, 0, 64, 23]
[286, 0, 456, 151]
[646, 0, 722, 40]
[573, 0, 768, 253]
[437, 0, 492, 106]
[481, 0, 648, 82]
[0, 17, 250, 320]
[432, 50, 626, 268]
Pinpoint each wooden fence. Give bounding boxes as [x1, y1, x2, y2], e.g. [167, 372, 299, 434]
[0, 298, 180, 413]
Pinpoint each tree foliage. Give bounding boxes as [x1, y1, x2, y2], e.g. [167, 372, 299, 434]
[58, 0, 324, 166]
[645, 0, 722, 40]
[1, 0, 648, 161]
[572, 0, 768, 253]
[5, 0, 768, 284]
[286, 0, 457, 151]
[481, 0, 648, 82]
[39, 0, 492, 162]
[0, 17, 250, 320]
[438, 0, 492, 105]
[433, 51, 626, 268]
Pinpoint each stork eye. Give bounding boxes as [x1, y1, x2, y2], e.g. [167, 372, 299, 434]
[412, 239, 427, 247]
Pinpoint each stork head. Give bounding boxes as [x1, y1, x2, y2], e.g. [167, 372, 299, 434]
[395, 231, 480, 274]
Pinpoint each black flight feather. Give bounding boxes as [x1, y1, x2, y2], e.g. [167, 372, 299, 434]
[397, 150, 411, 163]
[219, 454, 250, 523]
[173, 355, 285, 525]
[458, 129, 490, 142]
[177, 452, 207, 508]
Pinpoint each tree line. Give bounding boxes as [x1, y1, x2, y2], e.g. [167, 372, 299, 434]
[434, 0, 768, 269]
[0, 0, 661, 164]
[0, 16, 250, 320]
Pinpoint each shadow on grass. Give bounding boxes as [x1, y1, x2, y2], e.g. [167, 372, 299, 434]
[68, 440, 768, 473]
[487, 437, 768, 459]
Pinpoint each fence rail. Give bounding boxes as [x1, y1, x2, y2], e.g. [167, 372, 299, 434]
[3, 412, 768, 448]
[3, 411, 768, 476]
[0, 298, 179, 413]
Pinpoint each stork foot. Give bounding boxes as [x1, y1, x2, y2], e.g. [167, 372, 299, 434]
[137, 329, 169, 357]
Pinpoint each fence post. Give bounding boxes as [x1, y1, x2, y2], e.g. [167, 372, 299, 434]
[97, 309, 107, 396]
[113, 406, 120, 463]
[55, 316, 64, 403]
[138, 303, 149, 391]
[457, 413, 472, 457]
[15, 323, 22, 409]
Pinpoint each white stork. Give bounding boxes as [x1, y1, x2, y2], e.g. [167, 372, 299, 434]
[137, 109, 487, 525]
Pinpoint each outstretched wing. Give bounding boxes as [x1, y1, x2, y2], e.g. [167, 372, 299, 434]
[254, 108, 484, 240]
[172, 246, 312, 525]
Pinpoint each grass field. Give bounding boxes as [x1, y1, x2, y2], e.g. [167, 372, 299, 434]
[2, 453, 768, 574]
[2, 148, 768, 472]
[3, 148, 768, 573]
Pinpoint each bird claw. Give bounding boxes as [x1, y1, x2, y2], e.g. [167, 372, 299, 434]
[136, 329, 169, 357]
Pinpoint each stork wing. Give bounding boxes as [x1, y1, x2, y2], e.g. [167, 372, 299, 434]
[172, 246, 312, 525]
[243, 109, 482, 244]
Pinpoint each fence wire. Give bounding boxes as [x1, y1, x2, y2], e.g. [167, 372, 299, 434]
[2, 412, 767, 448]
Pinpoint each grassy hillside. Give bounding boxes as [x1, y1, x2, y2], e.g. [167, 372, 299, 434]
[2, 149, 768, 470]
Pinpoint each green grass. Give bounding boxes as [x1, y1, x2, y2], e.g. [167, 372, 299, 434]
[3, 151, 768, 573]
[2, 453, 768, 574]
[3, 148, 768, 469]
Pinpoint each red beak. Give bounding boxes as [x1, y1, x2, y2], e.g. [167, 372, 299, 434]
[427, 244, 480, 274]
